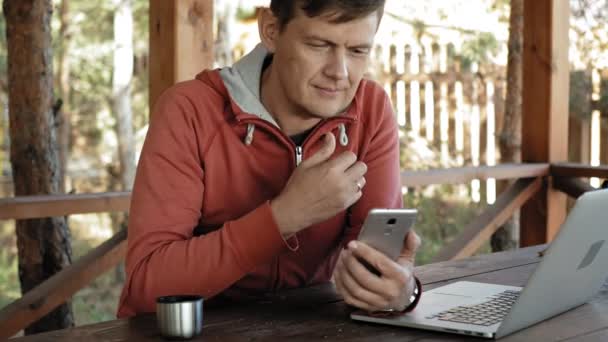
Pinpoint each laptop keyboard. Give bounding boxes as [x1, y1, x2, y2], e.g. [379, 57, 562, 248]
[425, 289, 521, 326]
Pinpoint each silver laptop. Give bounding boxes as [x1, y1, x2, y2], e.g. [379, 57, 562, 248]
[351, 189, 608, 339]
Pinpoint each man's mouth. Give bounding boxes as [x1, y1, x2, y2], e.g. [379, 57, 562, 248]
[314, 85, 344, 95]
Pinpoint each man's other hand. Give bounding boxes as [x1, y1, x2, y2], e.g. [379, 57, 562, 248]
[333, 230, 421, 312]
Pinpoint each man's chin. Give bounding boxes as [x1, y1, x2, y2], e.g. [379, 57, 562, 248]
[309, 105, 349, 118]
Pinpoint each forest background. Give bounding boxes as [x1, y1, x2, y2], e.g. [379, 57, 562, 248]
[0, 0, 606, 327]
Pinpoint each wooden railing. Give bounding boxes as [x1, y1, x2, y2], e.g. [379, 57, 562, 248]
[0, 193, 130, 339]
[0, 162, 606, 339]
[0, 192, 131, 220]
[400, 163, 549, 187]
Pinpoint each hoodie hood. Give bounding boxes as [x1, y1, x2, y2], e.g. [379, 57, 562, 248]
[219, 43, 279, 127]
[196, 43, 355, 148]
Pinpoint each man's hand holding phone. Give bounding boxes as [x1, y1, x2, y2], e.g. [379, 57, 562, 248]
[333, 229, 421, 312]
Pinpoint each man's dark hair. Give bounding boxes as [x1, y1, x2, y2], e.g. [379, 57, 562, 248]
[269, 0, 386, 30]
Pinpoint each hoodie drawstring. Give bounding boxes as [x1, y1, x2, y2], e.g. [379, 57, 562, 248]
[339, 123, 349, 147]
[244, 123, 255, 145]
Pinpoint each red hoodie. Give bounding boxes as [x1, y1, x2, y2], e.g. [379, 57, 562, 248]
[117, 52, 405, 317]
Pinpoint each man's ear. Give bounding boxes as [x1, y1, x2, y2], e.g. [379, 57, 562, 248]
[258, 8, 280, 53]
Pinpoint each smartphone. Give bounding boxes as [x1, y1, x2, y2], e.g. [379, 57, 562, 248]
[356, 208, 417, 261]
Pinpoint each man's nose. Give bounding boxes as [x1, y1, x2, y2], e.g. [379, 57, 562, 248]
[324, 50, 348, 80]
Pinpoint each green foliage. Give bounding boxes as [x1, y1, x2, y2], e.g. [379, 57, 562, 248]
[0, 247, 19, 309]
[72, 266, 122, 325]
[235, 5, 257, 21]
[411, 19, 428, 41]
[570, 0, 608, 67]
[53, 0, 150, 148]
[404, 186, 486, 265]
[601, 75, 608, 114]
[0, 0, 149, 326]
[489, 0, 510, 23]
[0, 17, 6, 82]
[0, 219, 123, 326]
[65, 223, 123, 325]
[399, 132, 489, 265]
[460, 32, 500, 69]
[569, 70, 593, 119]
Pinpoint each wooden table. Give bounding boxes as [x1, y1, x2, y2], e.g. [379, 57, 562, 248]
[12, 245, 608, 341]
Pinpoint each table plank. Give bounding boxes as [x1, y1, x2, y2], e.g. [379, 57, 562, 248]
[13, 245, 608, 341]
[565, 329, 608, 342]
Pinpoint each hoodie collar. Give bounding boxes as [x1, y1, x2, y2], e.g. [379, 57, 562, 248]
[219, 44, 279, 127]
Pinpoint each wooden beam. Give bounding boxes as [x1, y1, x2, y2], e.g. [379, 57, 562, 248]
[0, 192, 130, 220]
[521, 1, 570, 246]
[550, 163, 608, 179]
[432, 177, 543, 262]
[149, 0, 214, 111]
[400, 163, 549, 187]
[0, 230, 127, 339]
[553, 177, 595, 199]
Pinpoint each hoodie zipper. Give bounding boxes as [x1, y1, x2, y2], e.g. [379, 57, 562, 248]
[295, 146, 303, 166]
[237, 116, 354, 167]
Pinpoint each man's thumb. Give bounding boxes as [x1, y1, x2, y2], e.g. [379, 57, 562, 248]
[301, 133, 336, 167]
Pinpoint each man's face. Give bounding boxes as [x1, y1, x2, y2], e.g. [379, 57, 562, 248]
[269, 9, 379, 120]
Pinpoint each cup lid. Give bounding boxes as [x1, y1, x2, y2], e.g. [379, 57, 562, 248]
[156, 295, 204, 304]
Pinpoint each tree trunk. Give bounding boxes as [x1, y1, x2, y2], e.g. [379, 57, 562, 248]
[1, 11, 8, 195]
[56, 0, 72, 192]
[111, 0, 135, 282]
[492, 0, 523, 252]
[3, 0, 73, 334]
[214, 0, 234, 67]
[113, 0, 135, 191]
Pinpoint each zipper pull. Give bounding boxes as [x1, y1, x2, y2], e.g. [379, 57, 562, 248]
[295, 146, 303, 166]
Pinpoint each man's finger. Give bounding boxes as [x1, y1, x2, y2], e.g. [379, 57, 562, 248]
[345, 162, 367, 183]
[348, 240, 406, 279]
[340, 251, 390, 308]
[345, 188, 364, 208]
[333, 269, 344, 295]
[301, 133, 336, 168]
[327, 151, 357, 171]
[343, 293, 377, 312]
[342, 250, 388, 294]
[399, 230, 421, 262]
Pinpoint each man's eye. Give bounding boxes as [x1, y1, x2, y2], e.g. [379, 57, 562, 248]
[308, 43, 328, 49]
[352, 48, 370, 56]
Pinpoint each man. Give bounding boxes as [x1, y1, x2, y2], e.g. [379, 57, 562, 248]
[117, 0, 421, 317]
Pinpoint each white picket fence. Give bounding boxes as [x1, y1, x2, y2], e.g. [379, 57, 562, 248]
[371, 40, 505, 204]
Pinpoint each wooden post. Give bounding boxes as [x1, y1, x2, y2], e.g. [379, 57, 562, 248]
[521, 0, 570, 246]
[149, 0, 214, 112]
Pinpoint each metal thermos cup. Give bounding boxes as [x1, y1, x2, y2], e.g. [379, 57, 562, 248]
[156, 295, 203, 339]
